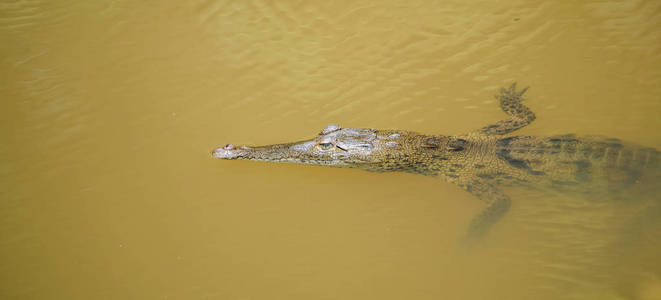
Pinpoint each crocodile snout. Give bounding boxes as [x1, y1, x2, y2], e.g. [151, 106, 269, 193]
[212, 144, 246, 159]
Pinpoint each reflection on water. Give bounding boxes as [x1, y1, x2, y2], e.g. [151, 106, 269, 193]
[1, 0, 661, 299]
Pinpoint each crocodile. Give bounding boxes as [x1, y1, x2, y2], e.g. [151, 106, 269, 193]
[212, 84, 661, 237]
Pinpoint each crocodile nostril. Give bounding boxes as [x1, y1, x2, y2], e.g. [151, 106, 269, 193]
[223, 144, 235, 150]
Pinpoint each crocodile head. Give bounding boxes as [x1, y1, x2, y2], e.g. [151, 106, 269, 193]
[212, 124, 407, 168]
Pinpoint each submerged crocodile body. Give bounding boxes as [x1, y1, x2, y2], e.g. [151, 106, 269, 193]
[213, 84, 661, 237]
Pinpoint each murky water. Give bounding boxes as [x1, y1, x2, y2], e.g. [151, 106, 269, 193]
[2, 1, 661, 299]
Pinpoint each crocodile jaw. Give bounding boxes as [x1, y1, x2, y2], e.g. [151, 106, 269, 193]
[212, 141, 353, 166]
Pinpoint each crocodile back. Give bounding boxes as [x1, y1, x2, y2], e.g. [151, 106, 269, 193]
[496, 135, 661, 199]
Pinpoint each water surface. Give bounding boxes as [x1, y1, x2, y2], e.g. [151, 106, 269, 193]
[2, 1, 661, 299]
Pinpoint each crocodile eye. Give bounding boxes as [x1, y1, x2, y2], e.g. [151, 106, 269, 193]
[318, 142, 334, 150]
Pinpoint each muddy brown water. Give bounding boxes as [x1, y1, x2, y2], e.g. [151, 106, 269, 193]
[2, 1, 661, 299]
